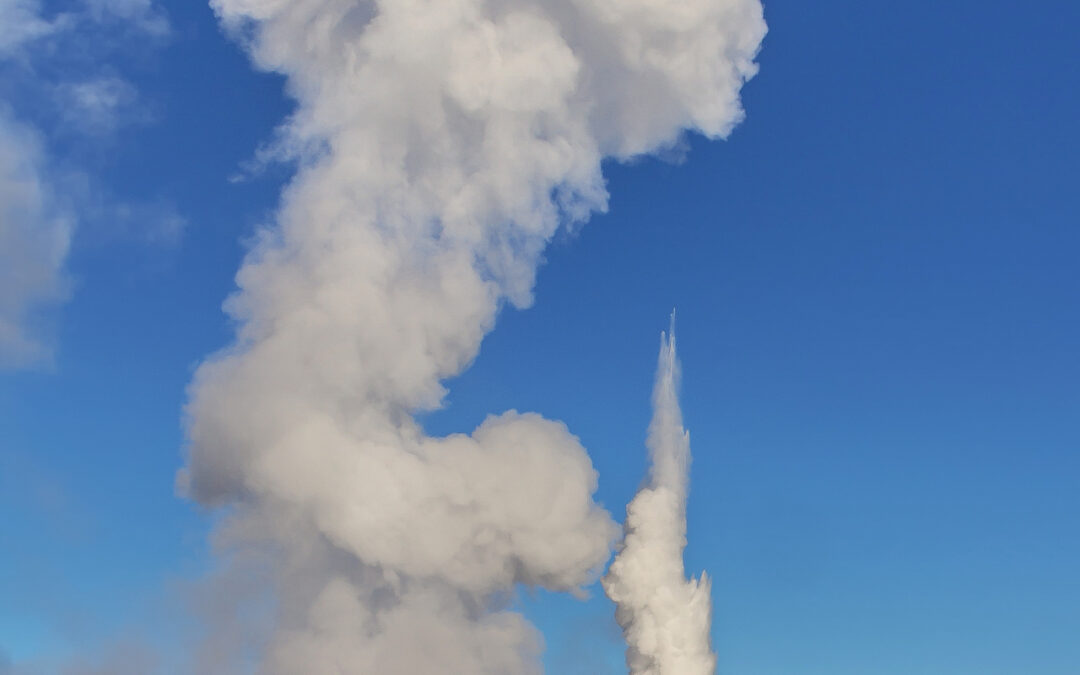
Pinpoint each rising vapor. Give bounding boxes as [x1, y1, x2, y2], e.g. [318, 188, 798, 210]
[604, 317, 714, 674]
[181, 0, 764, 671]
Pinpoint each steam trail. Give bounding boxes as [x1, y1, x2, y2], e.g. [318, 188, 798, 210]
[180, 0, 764, 671]
[603, 315, 716, 674]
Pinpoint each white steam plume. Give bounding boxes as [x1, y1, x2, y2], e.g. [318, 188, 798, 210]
[603, 316, 714, 674]
[182, 0, 764, 671]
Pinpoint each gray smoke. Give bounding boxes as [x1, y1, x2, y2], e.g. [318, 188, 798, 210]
[604, 316, 714, 674]
[181, 0, 764, 671]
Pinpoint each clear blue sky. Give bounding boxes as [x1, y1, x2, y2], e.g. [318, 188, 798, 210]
[2, 1, 1078, 673]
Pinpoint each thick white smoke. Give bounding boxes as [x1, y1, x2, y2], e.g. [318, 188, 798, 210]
[603, 317, 714, 674]
[182, 0, 764, 671]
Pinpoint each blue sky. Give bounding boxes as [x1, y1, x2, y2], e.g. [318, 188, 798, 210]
[2, 0, 1079, 673]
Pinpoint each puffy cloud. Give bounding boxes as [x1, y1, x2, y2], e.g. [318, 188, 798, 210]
[0, 108, 72, 368]
[0, 0, 173, 369]
[0, 0, 59, 56]
[82, 0, 170, 37]
[54, 75, 145, 137]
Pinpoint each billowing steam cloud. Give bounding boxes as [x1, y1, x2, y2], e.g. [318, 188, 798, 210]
[182, 0, 764, 671]
[603, 317, 714, 674]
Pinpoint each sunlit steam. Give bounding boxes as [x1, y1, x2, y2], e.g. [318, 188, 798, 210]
[604, 314, 715, 674]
